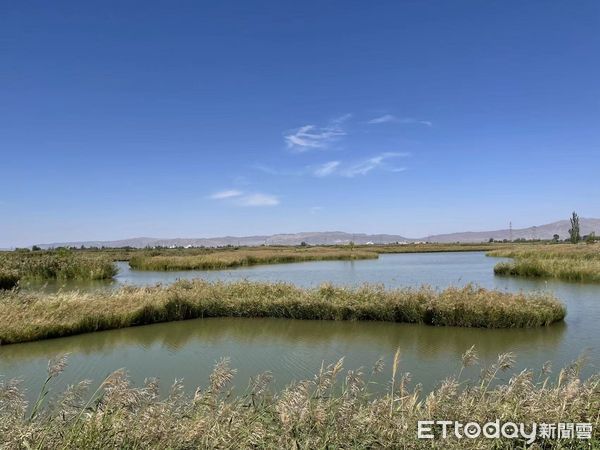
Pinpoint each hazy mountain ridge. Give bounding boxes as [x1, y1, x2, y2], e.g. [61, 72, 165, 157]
[424, 218, 600, 243]
[34, 218, 600, 249]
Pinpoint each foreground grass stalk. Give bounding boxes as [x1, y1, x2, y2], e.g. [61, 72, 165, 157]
[0, 351, 597, 449]
[28, 355, 69, 422]
[0, 281, 566, 345]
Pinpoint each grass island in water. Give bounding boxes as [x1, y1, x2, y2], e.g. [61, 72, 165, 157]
[489, 244, 600, 283]
[0, 280, 565, 345]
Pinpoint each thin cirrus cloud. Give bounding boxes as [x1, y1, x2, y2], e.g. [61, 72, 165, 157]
[313, 161, 341, 177]
[209, 189, 243, 200]
[237, 193, 280, 207]
[284, 114, 351, 151]
[209, 190, 279, 206]
[367, 114, 432, 127]
[312, 152, 409, 178]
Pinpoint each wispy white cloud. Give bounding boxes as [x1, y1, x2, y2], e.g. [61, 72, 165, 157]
[313, 161, 341, 177]
[310, 206, 323, 214]
[310, 152, 409, 178]
[209, 189, 243, 199]
[210, 189, 279, 206]
[252, 164, 304, 177]
[253, 150, 408, 180]
[331, 113, 352, 124]
[237, 193, 280, 207]
[341, 154, 390, 177]
[368, 114, 432, 127]
[367, 114, 397, 124]
[252, 164, 281, 175]
[284, 114, 351, 151]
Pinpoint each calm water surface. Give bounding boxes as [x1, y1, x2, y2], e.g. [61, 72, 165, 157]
[3, 252, 599, 399]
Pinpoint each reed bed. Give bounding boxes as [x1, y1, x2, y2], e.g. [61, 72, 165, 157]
[0, 281, 565, 344]
[487, 244, 600, 261]
[489, 244, 600, 282]
[364, 242, 507, 253]
[0, 251, 117, 284]
[129, 248, 379, 271]
[0, 350, 597, 448]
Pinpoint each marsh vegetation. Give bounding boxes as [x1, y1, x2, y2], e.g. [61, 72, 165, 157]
[3, 241, 598, 287]
[0, 250, 116, 288]
[0, 280, 565, 345]
[489, 244, 600, 282]
[0, 243, 513, 284]
[0, 350, 596, 448]
[128, 247, 379, 271]
[127, 243, 512, 271]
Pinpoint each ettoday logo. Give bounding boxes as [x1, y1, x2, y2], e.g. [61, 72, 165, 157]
[417, 420, 593, 444]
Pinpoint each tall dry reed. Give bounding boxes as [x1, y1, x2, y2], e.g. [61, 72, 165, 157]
[0, 350, 596, 448]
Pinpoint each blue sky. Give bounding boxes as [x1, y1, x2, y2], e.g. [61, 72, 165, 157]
[1, 1, 599, 247]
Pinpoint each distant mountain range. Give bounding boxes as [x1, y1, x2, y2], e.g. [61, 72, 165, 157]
[422, 218, 600, 243]
[33, 218, 600, 249]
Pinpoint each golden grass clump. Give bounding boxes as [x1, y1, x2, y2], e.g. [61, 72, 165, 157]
[0, 281, 565, 345]
[0, 350, 597, 448]
[489, 244, 600, 282]
[129, 247, 379, 271]
[0, 250, 117, 284]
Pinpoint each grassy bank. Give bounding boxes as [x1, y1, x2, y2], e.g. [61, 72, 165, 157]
[0, 243, 515, 274]
[29, 242, 514, 263]
[0, 251, 116, 287]
[1, 351, 597, 448]
[129, 248, 379, 271]
[489, 244, 600, 282]
[126, 243, 516, 271]
[362, 242, 508, 253]
[0, 281, 565, 344]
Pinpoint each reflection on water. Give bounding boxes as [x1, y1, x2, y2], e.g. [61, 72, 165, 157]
[4, 252, 599, 400]
[0, 317, 571, 398]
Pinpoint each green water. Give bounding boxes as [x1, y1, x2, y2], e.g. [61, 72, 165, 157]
[3, 252, 598, 399]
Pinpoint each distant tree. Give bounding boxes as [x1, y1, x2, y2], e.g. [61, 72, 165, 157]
[488, 238, 494, 243]
[585, 232, 596, 244]
[568, 212, 581, 244]
[300, 241, 308, 247]
[552, 234, 560, 243]
[349, 241, 355, 251]
[31, 245, 41, 251]
[56, 247, 72, 257]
